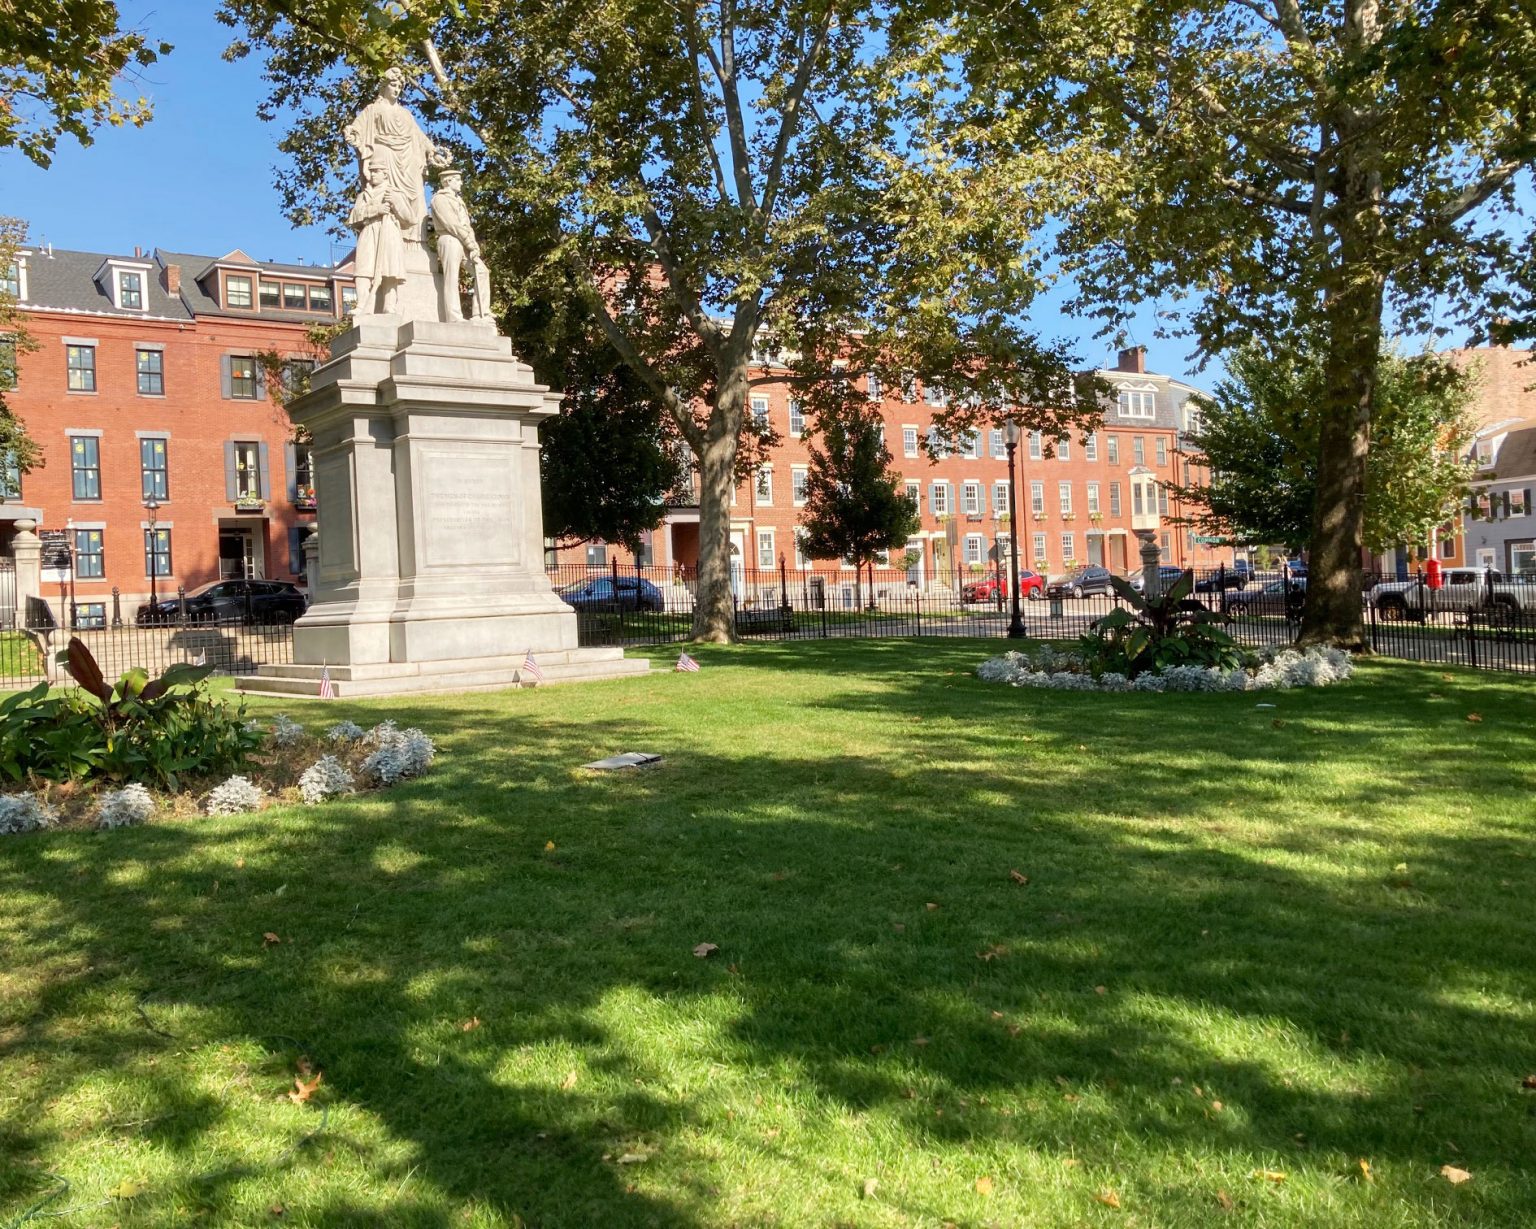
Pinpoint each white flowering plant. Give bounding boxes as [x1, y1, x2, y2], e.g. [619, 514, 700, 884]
[0, 794, 56, 836]
[94, 783, 156, 830]
[360, 725, 436, 787]
[978, 644, 1353, 693]
[270, 714, 306, 748]
[205, 775, 266, 816]
[299, 756, 355, 805]
[326, 720, 366, 744]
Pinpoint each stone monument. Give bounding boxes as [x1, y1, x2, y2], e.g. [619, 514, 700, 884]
[239, 69, 647, 697]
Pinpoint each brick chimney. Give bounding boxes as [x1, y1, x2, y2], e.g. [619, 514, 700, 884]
[161, 263, 181, 295]
[1116, 346, 1147, 374]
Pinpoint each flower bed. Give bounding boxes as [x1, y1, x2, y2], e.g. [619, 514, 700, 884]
[2, 715, 438, 835]
[978, 644, 1354, 692]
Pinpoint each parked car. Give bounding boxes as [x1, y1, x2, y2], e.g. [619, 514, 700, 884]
[1127, 565, 1186, 594]
[962, 570, 1046, 603]
[1226, 577, 1307, 618]
[1047, 565, 1116, 599]
[558, 576, 666, 613]
[1371, 567, 1536, 621]
[136, 579, 308, 626]
[1193, 563, 1253, 592]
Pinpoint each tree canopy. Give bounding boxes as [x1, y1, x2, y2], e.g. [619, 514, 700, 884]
[1169, 342, 1478, 555]
[219, 0, 1099, 640]
[0, 218, 43, 487]
[798, 400, 921, 595]
[934, 0, 1536, 646]
[1, 1, 171, 167]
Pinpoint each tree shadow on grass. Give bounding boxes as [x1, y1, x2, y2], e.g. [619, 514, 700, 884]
[2, 670, 1535, 1225]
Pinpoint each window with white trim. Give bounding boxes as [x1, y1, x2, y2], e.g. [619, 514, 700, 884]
[1028, 430, 1043, 460]
[757, 528, 775, 569]
[964, 429, 981, 459]
[993, 480, 1009, 516]
[930, 480, 951, 516]
[902, 425, 918, 458]
[792, 465, 809, 506]
[1133, 436, 1146, 465]
[66, 344, 96, 392]
[989, 428, 1005, 458]
[1086, 482, 1100, 514]
[961, 481, 981, 515]
[1084, 432, 1098, 462]
[865, 372, 881, 401]
[1106, 434, 1119, 465]
[1109, 481, 1122, 516]
[136, 347, 163, 395]
[1118, 387, 1156, 418]
[1061, 531, 1076, 561]
[1030, 480, 1044, 515]
[755, 466, 773, 505]
[795, 531, 812, 568]
[750, 395, 770, 432]
[1156, 436, 1169, 466]
[226, 275, 254, 309]
[1032, 532, 1047, 562]
[1057, 435, 1070, 461]
[118, 270, 144, 310]
[788, 399, 805, 437]
[904, 479, 920, 508]
[964, 534, 984, 565]
[924, 383, 946, 407]
[1058, 481, 1072, 515]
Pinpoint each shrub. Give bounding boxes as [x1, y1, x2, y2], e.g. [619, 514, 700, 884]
[205, 775, 266, 816]
[299, 756, 355, 805]
[94, 783, 156, 830]
[326, 720, 365, 743]
[0, 794, 55, 835]
[0, 639, 263, 790]
[270, 714, 306, 747]
[360, 726, 436, 787]
[1077, 572, 1244, 678]
[978, 645, 1352, 693]
[365, 720, 398, 745]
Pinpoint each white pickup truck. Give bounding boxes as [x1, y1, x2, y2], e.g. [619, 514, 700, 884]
[1371, 567, 1536, 620]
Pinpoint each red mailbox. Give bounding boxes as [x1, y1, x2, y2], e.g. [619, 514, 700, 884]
[1426, 557, 1444, 590]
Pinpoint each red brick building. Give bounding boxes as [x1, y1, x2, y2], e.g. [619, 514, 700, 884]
[2, 243, 353, 625]
[560, 347, 1231, 588]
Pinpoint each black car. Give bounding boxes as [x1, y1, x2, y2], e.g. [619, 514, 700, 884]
[1194, 563, 1253, 593]
[1227, 577, 1307, 618]
[136, 579, 308, 626]
[1047, 565, 1116, 599]
[1128, 565, 1187, 594]
[558, 576, 666, 613]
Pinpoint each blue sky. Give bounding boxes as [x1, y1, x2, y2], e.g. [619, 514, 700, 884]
[0, 5, 1202, 382]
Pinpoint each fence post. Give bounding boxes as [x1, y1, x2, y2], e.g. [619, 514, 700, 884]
[914, 589, 922, 637]
[820, 578, 829, 639]
[1467, 611, 1479, 670]
[177, 584, 187, 624]
[611, 555, 623, 636]
[779, 552, 790, 614]
[111, 586, 122, 628]
[1368, 588, 1379, 653]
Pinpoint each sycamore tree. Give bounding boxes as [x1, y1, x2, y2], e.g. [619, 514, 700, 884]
[798, 398, 921, 608]
[0, 218, 43, 491]
[219, 0, 1099, 641]
[1, 1, 171, 166]
[1169, 342, 1477, 554]
[936, 0, 1536, 647]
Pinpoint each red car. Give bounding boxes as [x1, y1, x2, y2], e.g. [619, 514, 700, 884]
[962, 570, 1045, 603]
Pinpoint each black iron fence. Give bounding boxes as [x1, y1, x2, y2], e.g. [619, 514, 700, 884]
[0, 615, 296, 691]
[549, 560, 1536, 675]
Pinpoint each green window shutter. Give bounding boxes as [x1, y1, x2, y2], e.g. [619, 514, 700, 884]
[258, 442, 271, 499]
[224, 441, 238, 500]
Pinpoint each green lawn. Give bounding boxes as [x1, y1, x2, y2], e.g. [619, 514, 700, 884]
[2, 639, 1534, 1227]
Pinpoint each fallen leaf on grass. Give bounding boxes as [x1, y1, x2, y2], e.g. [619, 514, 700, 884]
[1063, 1158, 1081, 1168]
[1357, 1158, 1374, 1183]
[975, 1175, 994, 1195]
[235, 857, 246, 869]
[262, 932, 281, 947]
[891, 923, 905, 933]
[1252, 1170, 1286, 1183]
[692, 942, 718, 958]
[1093, 1189, 1121, 1208]
[544, 840, 556, 852]
[1009, 869, 1030, 885]
[862, 1177, 879, 1198]
[912, 1035, 930, 1047]
[109, 1179, 148, 1199]
[1005, 1023, 1022, 1037]
[1094, 985, 1107, 995]
[1466, 712, 1483, 723]
[926, 902, 940, 911]
[560, 1070, 579, 1090]
[616, 1152, 650, 1165]
[460, 1017, 481, 1032]
[1216, 1189, 1234, 1211]
[977, 945, 1007, 962]
[1210, 1100, 1224, 1113]
[1522, 1074, 1536, 1090]
[270, 1204, 286, 1217]
[288, 1071, 323, 1104]
[1440, 1165, 1472, 1185]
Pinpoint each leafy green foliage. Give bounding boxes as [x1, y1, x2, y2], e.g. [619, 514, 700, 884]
[1169, 342, 1478, 554]
[1078, 572, 1244, 677]
[0, 640, 262, 789]
[0, 1, 172, 167]
[219, 0, 1099, 639]
[0, 217, 43, 485]
[798, 402, 921, 577]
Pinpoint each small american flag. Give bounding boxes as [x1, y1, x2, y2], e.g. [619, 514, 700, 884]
[318, 664, 336, 699]
[522, 651, 544, 684]
[190, 651, 207, 667]
[675, 651, 701, 673]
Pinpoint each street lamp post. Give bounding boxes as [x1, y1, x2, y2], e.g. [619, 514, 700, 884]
[1003, 420, 1026, 638]
[1129, 467, 1162, 599]
[144, 495, 161, 610]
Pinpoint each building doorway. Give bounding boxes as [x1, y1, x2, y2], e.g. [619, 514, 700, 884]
[1086, 532, 1105, 567]
[218, 525, 263, 579]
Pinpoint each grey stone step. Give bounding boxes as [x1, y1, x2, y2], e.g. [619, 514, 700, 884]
[234, 652, 648, 698]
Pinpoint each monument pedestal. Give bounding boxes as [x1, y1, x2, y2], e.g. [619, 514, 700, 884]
[238, 317, 647, 698]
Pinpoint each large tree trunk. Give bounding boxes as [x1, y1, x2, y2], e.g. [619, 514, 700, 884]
[691, 382, 745, 643]
[1299, 154, 1385, 650]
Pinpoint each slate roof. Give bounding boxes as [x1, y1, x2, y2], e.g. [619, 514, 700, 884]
[18, 246, 353, 326]
[19, 247, 191, 320]
[1490, 418, 1536, 482]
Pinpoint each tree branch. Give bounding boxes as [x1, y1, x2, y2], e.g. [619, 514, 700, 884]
[759, 8, 834, 222]
[715, 0, 760, 213]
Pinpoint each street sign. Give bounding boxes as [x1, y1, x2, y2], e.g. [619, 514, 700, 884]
[39, 529, 72, 583]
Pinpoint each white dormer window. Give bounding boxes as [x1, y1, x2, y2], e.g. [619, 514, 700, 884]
[1, 252, 26, 300]
[99, 258, 153, 311]
[1475, 438, 1496, 467]
[1117, 385, 1157, 418]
